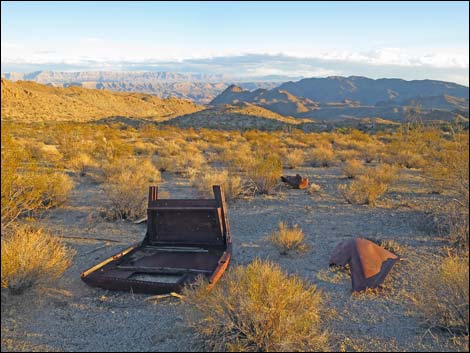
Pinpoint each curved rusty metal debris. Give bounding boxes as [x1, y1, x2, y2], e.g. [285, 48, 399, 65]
[329, 238, 399, 292]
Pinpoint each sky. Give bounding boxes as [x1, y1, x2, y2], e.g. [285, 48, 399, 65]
[1, 1, 469, 85]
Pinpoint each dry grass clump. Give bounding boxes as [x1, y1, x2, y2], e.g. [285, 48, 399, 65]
[379, 239, 403, 255]
[342, 159, 365, 179]
[307, 182, 322, 195]
[269, 222, 309, 255]
[411, 254, 469, 336]
[191, 168, 244, 201]
[283, 149, 306, 169]
[102, 158, 161, 220]
[183, 259, 329, 352]
[308, 147, 336, 167]
[338, 164, 398, 206]
[247, 154, 282, 194]
[1, 225, 75, 294]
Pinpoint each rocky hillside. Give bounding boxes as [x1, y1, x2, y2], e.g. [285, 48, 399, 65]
[1, 79, 204, 122]
[211, 85, 319, 116]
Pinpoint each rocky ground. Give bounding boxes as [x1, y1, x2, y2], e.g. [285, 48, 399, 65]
[1, 166, 462, 352]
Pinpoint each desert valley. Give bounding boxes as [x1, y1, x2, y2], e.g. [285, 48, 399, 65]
[1, 1, 469, 352]
[1, 74, 468, 351]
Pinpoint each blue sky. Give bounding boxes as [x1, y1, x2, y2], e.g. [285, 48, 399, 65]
[1, 1, 469, 84]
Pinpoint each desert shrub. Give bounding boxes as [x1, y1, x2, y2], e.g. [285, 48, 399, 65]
[183, 259, 329, 352]
[422, 131, 469, 248]
[339, 174, 388, 206]
[336, 149, 361, 162]
[411, 254, 469, 336]
[155, 148, 206, 177]
[191, 168, 244, 200]
[133, 141, 156, 156]
[372, 163, 399, 185]
[342, 159, 365, 179]
[220, 144, 255, 172]
[283, 149, 306, 169]
[21, 140, 64, 166]
[385, 150, 427, 169]
[102, 158, 161, 220]
[1, 144, 74, 228]
[1, 225, 75, 294]
[67, 152, 99, 176]
[308, 147, 336, 167]
[247, 154, 282, 194]
[339, 163, 398, 206]
[269, 222, 309, 255]
[338, 164, 394, 206]
[359, 143, 381, 163]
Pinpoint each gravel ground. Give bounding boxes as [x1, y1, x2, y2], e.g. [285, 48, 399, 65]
[1, 167, 462, 352]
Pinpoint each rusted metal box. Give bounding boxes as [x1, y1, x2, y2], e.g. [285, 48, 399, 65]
[81, 185, 232, 294]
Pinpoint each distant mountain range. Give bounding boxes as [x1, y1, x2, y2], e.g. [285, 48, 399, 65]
[1, 71, 291, 104]
[210, 76, 469, 122]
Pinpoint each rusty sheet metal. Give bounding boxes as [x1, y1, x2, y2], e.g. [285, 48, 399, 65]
[329, 238, 399, 292]
[81, 185, 232, 294]
[281, 174, 309, 189]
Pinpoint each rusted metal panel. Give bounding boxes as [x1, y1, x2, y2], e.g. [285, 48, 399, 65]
[81, 185, 232, 294]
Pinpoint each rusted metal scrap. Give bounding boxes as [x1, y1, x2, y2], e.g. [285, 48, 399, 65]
[329, 238, 399, 292]
[81, 185, 232, 294]
[281, 174, 309, 189]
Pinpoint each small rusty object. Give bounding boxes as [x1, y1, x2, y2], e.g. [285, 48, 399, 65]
[281, 174, 309, 189]
[81, 185, 232, 294]
[329, 238, 399, 292]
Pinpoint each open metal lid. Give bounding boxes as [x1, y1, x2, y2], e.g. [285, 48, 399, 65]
[145, 186, 230, 248]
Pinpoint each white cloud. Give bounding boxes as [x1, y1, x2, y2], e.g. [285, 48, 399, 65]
[1, 47, 468, 85]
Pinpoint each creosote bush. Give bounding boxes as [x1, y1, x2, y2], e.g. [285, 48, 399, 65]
[338, 164, 398, 206]
[191, 168, 244, 200]
[283, 149, 306, 169]
[308, 147, 336, 167]
[102, 158, 161, 220]
[1, 225, 75, 294]
[269, 222, 309, 254]
[1, 146, 74, 229]
[67, 152, 99, 176]
[183, 259, 329, 352]
[411, 254, 469, 336]
[342, 159, 365, 179]
[247, 154, 282, 194]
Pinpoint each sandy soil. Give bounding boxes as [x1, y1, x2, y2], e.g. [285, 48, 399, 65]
[1, 166, 461, 352]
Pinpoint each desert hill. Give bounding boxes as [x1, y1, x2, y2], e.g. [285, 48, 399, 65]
[0, 79, 204, 122]
[163, 102, 313, 130]
[211, 85, 319, 116]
